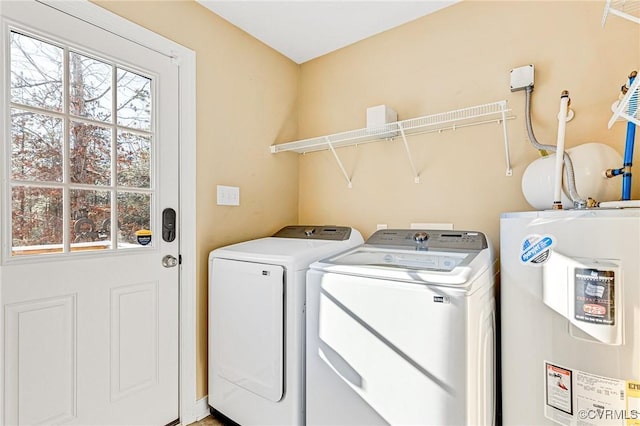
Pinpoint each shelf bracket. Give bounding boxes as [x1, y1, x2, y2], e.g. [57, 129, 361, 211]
[500, 102, 513, 176]
[325, 136, 353, 188]
[397, 123, 420, 183]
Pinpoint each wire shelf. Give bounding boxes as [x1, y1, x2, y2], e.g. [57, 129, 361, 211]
[271, 101, 510, 154]
[271, 100, 514, 186]
[602, 0, 640, 25]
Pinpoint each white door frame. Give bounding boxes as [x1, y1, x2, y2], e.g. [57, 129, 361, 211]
[28, 0, 199, 423]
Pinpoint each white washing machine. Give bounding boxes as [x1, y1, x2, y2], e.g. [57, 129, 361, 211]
[208, 225, 364, 425]
[305, 229, 497, 426]
[500, 209, 640, 426]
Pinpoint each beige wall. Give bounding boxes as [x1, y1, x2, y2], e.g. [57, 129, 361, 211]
[297, 0, 640, 250]
[93, 0, 300, 398]
[94, 0, 639, 402]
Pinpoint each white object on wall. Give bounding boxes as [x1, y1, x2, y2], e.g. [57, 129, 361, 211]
[217, 185, 240, 206]
[366, 105, 398, 129]
[509, 64, 534, 92]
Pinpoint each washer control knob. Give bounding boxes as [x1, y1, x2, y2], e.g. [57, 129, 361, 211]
[413, 232, 429, 243]
[304, 227, 316, 236]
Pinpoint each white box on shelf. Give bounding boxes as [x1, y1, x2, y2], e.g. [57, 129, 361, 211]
[366, 105, 397, 129]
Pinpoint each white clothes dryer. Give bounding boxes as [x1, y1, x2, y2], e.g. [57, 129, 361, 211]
[208, 225, 363, 425]
[306, 229, 497, 426]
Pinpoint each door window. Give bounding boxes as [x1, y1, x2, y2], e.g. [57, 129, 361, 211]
[8, 30, 155, 256]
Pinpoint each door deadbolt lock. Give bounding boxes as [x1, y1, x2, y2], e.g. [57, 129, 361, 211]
[162, 255, 179, 268]
[162, 208, 176, 242]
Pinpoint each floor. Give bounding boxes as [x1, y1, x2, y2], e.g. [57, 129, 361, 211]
[192, 416, 224, 426]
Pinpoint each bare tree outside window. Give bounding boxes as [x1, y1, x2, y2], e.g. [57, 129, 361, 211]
[9, 31, 154, 255]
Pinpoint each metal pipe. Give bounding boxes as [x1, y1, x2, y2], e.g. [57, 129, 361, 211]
[606, 167, 624, 178]
[621, 71, 637, 200]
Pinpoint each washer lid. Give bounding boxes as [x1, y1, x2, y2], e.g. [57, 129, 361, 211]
[272, 225, 353, 241]
[327, 247, 472, 272]
[314, 243, 491, 286]
[208, 227, 364, 270]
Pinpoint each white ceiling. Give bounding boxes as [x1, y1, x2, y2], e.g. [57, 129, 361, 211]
[197, 1, 459, 64]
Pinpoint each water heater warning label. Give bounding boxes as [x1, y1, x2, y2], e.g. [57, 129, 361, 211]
[544, 361, 634, 426]
[574, 268, 615, 325]
[546, 363, 573, 415]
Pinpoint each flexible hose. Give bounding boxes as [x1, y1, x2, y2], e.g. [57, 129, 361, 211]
[525, 87, 586, 208]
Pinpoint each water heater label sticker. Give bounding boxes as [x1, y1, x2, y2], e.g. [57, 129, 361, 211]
[626, 381, 640, 426]
[545, 363, 633, 426]
[521, 234, 555, 266]
[545, 362, 573, 416]
[574, 268, 615, 326]
[575, 370, 626, 426]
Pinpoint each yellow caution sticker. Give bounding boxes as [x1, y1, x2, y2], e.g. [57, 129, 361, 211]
[627, 381, 640, 426]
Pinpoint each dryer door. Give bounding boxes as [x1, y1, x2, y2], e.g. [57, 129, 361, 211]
[210, 258, 284, 402]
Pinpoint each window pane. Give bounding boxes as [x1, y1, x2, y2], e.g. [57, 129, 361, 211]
[7, 32, 159, 258]
[116, 68, 151, 131]
[117, 131, 151, 188]
[70, 122, 111, 185]
[70, 189, 111, 251]
[117, 192, 151, 248]
[10, 31, 63, 112]
[69, 52, 112, 122]
[12, 186, 63, 255]
[11, 108, 63, 182]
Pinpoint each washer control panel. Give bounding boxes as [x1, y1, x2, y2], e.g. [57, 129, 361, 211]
[366, 229, 488, 251]
[273, 225, 353, 241]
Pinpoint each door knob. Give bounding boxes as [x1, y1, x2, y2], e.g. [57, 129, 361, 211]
[162, 255, 179, 268]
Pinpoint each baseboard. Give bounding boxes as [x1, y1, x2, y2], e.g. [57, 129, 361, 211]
[194, 396, 210, 422]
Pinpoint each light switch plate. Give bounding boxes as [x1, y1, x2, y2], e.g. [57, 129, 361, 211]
[217, 185, 240, 206]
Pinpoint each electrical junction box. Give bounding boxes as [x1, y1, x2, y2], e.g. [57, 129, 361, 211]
[510, 64, 534, 92]
[366, 105, 397, 129]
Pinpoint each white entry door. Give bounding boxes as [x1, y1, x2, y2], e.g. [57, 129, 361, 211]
[0, 1, 180, 425]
